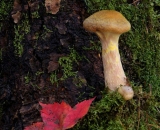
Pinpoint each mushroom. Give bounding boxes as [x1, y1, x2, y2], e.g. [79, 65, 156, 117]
[83, 10, 134, 100]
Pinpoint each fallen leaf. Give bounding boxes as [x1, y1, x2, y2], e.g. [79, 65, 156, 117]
[63, 97, 95, 129]
[47, 61, 59, 73]
[45, 0, 61, 14]
[12, 11, 21, 23]
[40, 101, 71, 130]
[50, 53, 64, 61]
[25, 98, 95, 130]
[28, 1, 39, 11]
[47, 53, 64, 73]
[39, 97, 95, 130]
[12, 0, 22, 23]
[55, 23, 67, 34]
[13, 0, 21, 11]
[24, 122, 44, 130]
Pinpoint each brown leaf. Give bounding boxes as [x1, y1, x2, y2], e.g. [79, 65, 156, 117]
[55, 23, 67, 34]
[49, 53, 64, 61]
[60, 38, 70, 47]
[28, 1, 39, 11]
[45, 0, 61, 14]
[47, 61, 59, 73]
[20, 103, 39, 115]
[12, 11, 21, 23]
[13, 0, 21, 11]
[38, 76, 46, 88]
[47, 53, 64, 73]
[11, 0, 22, 23]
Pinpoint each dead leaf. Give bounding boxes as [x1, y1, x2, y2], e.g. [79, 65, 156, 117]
[55, 23, 67, 34]
[39, 97, 95, 130]
[12, 0, 22, 23]
[13, 0, 21, 11]
[28, 1, 39, 11]
[45, 0, 61, 14]
[12, 11, 21, 23]
[47, 53, 64, 73]
[38, 76, 46, 88]
[50, 53, 64, 61]
[24, 122, 44, 130]
[47, 61, 59, 73]
[60, 38, 70, 46]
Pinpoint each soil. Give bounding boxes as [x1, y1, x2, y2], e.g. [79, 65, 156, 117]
[0, 0, 105, 129]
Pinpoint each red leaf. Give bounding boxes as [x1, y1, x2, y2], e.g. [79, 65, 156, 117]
[39, 101, 72, 130]
[24, 122, 44, 130]
[38, 97, 95, 130]
[63, 97, 95, 129]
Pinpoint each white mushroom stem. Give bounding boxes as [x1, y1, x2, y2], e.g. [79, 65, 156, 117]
[97, 32, 134, 100]
[97, 32, 126, 91]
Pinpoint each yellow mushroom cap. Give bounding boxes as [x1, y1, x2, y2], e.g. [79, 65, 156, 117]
[83, 10, 131, 34]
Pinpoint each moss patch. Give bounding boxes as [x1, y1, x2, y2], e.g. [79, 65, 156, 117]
[0, 0, 13, 21]
[74, 88, 160, 130]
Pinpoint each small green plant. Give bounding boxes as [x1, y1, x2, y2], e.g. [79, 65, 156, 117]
[24, 73, 31, 84]
[59, 56, 77, 80]
[60, 49, 80, 78]
[31, 11, 40, 19]
[13, 14, 30, 57]
[59, 48, 82, 80]
[35, 71, 44, 76]
[41, 25, 53, 40]
[14, 25, 24, 57]
[50, 71, 58, 85]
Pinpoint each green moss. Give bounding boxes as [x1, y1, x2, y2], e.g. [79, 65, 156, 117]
[13, 13, 30, 57]
[0, 0, 13, 21]
[49, 48, 82, 84]
[73, 88, 160, 130]
[59, 48, 79, 79]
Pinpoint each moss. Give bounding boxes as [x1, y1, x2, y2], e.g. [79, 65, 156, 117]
[0, 0, 13, 21]
[49, 48, 83, 85]
[13, 13, 30, 57]
[73, 88, 160, 130]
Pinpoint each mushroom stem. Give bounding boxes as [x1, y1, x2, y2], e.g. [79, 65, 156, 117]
[98, 32, 134, 100]
[97, 32, 126, 91]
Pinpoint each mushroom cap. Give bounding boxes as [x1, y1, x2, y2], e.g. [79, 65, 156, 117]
[83, 10, 131, 34]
